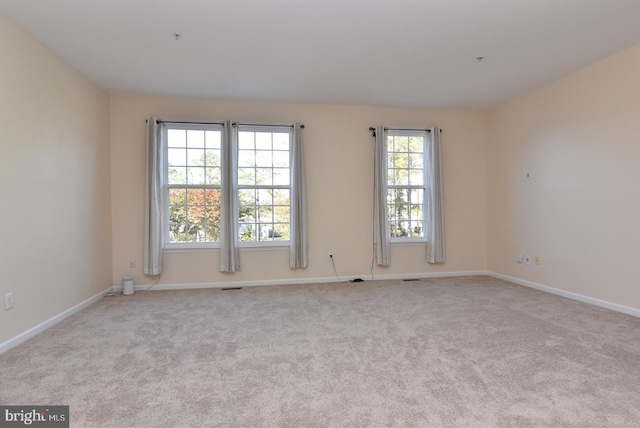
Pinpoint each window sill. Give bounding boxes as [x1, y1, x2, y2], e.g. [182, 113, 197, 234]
[163, 243, 289, 253]
[391, 240, 427, 247]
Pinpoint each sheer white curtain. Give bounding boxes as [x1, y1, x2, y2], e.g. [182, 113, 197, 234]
[144, 117, 164, 275]
[426, 128, 445, 263]
[373, 125, 391, 266]
[219, 120, 240, 272]
[290, 123, 308, 268]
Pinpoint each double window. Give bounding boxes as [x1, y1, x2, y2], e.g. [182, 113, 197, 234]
[163, 123, 292, 248]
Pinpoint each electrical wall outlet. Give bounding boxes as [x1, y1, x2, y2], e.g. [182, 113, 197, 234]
[328, 253, 334, 262]
[129, 259, 136, 268]
[524, 256, 531, 265]
[516, 254, 523, 263]
[535, 256, 541, 265]
[5, 292, 13, 311]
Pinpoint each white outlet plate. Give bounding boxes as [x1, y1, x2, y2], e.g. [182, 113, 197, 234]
[328, 253, 334, 261]
[5, 292, 13, 310]
[524, 256, 531, 265]
[129, 259, 136, 268]
[516, 254, 523, 263]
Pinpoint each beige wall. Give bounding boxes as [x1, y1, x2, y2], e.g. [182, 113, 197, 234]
[487, 43, 640, 308]
[110, 95, 488, 286]
[0, 12, 112, 344]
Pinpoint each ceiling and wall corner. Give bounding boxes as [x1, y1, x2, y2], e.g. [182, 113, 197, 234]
[1, 0, 640, 109]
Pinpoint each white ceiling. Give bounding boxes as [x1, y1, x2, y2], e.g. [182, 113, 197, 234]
[2, 0, 640, 108]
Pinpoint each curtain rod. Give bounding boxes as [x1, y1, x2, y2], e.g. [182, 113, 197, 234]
[146, 119, 304, 128]
[232, 122, 304, 129]
[145, 119, 225, 125]
[368, 127, 442, 132]
[368, 127, 442, 137]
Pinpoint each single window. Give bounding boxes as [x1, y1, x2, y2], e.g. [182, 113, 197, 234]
[386, 130, 427, 241]
[165, 124, 223, 245]
[238, 126, 291, 243]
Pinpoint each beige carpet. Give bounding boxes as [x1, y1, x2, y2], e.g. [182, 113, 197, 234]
[2, 276, 640, 427]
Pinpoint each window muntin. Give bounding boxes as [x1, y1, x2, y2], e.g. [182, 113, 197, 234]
[387, 131, 427, 241]
[238, 126, 291, 243]
[165, 125, 222, 245]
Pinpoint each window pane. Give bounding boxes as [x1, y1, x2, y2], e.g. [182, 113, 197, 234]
[206, 167, 221, 185]
[169, 167, 186, 185]
[204, 150, 220, 167]
[255, 132, 272, 150]
[205, 189, 220, 205]
[168, 129, 186, 148]
[169, 189, 187, 228]
[186, 188, 204, 205]
[274, 205, 290, 223]
[394, 168, 409, 186]
[239, 224, 257, 241]
[394, 153, 408, 169]
[239, 132, 254, 150]
[186, 223, 204, 242]
[256, 168, 272, 185]
[168, 148, 186, 166]
[239, 189, 256, 205]
[410, 221, 424, 237]
[409, 169, 423, 186]
[169, 224, 187, 242]
[205, 131, 221, 149]
[238, 150, 255, 167]
[409, 153, 423, 169]
[205, 224, 220, 242]
[187, 167, 205, 185]
[273, 168, 289, 186]
[273, 133, 289, 150]
[273, 151, 289, 167]
[273, 189, 289, 205]
[387, 168, 396, 186]
[395, 136, 409, 152]
[410, 189, 424, 204]
[257, 189, 273, 205]
[255, 150, 272, 167]
[272, 224, 289, 241]
[239, 205, 256, 223]
[205, 205, 220, 225]
[238, 168, 255, 185]
[258, 206, 273, 223]
[187, 148, 205, 165]
[187, 130, 205, 148]
[408, 136, 424, 152]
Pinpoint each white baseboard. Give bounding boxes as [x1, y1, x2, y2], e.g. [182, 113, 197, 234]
[0, 289, 106, 355]
[135, 270, 490, 291]
[488, 272, 640, 318]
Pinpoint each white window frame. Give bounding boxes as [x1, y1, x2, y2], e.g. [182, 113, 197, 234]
[161, 122, 293, 251]
[237, 125, 292, 248]
[163, 123, 224, 250]
[386, 129, 428, 244]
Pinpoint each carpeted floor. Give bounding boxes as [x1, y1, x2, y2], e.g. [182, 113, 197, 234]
[2, 276, 640, 427]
